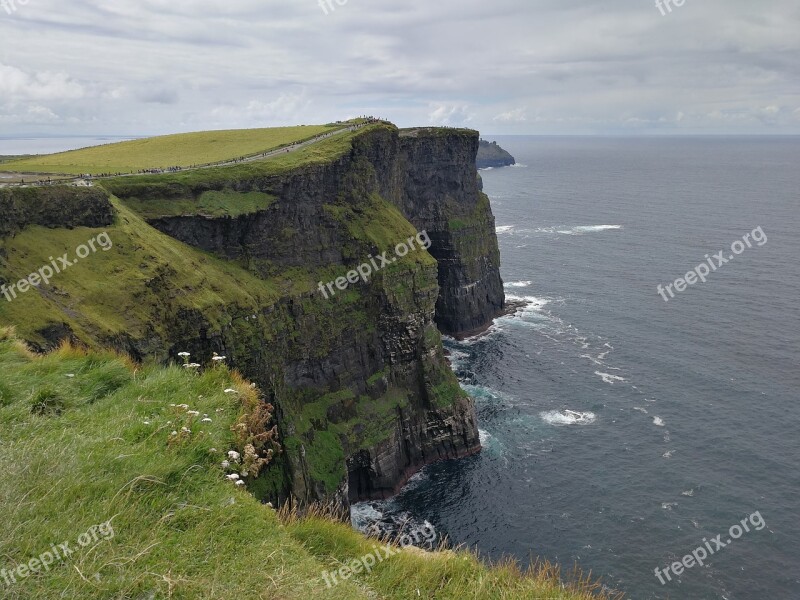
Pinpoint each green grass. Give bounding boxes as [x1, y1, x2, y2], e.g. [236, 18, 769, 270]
[0, 198, 285, 346]
[122, 190, 277, 219]
[0, 329, 620, 599]
[5, 125, 339, 175]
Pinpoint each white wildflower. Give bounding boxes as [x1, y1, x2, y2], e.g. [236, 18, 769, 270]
[65, 374, 75, 378]
[224, 388, 237, 394]
[235, 480, 246, 487]
[187, 410, 200, 417]
[226, 473, 240, 481]
[201, 418, 212, 423]
[227, 450, 241, 463]
[171, 431, 178, 436]
[221, 460, 231, 469]
[178, 352, 190, 358]
[211, 356, 226, 362]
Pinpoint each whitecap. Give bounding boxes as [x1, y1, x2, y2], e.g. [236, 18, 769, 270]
[540, 409, 596, 426]
[504, 280, 532, 288]
[572, 225, 622, 233]
[479, 429, 492, 444]
[662, 502, 678, 511]
[495, 225, 514, 234]
[633, 407, 648, 414]
[350, 502, 385, 530]
[662, 450, 674, 458]
[653, 417, 666, 427]
[535, 225, 622, 236]
[509, 163, 528, 168]
[682, 489, 694, 497]
[595, 371, 627, 385]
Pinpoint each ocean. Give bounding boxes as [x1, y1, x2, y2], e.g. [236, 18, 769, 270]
[353, 136, 800, 599]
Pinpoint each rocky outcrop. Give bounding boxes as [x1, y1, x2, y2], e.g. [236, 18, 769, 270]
[476, 139, 515, 169]
[396, 129, 505, 335]
[0, 187, 114, 238]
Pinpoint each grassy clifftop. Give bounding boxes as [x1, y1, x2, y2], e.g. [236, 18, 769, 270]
[0, 329, 618, 599]
[4, 125, 339, 175]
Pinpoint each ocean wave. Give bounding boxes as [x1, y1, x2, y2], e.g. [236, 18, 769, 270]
[496, 225, 514, 234]
[540, 409, 597, 426]
[595, 371, 627, 385]
[504, 280, 532, 288]
[572, 225, 622, 233]
[462, 384, 512, 403]
[533, 225, 623, 236]
[653, 416, 666, 427]
[479, 429, 492, 445]
[509, 163, 528, 168]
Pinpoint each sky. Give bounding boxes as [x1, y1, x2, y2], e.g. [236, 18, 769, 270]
[0, 0, 799, 141]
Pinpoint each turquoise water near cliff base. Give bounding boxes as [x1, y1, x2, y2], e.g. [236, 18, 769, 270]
[353, 137, 800, 599]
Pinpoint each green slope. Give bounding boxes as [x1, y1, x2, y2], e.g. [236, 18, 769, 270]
[0, 329, 619, 599]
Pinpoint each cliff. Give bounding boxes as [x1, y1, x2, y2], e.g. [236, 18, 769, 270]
[0, 122, 504, 507]
[476, 139, 516, 169]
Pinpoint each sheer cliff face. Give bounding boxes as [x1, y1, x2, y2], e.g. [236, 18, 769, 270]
[1, 125, 503, 506]
[396, 130, 505, 335]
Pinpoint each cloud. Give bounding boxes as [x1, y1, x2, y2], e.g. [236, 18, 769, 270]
[0, 62, 85, 101]
[0, 0, 798, 136]
[428, 102, 473, 126]
[493, 108, 528, 122]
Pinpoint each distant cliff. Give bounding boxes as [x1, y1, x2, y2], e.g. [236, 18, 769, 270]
[0, 123, 505, 507]
[476, 139, 515, 169]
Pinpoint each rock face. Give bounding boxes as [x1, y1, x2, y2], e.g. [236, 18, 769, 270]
[0, 124, 504, 507]
[476, 139, 516, 169]
[396, 129, 505, 335]
[0, 187, 114, 238]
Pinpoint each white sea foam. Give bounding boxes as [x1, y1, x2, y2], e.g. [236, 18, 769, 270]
[495, 225, 514, 234]
[535, 225, 622, 236]
[479, 429, 492, 444]
[633, 407, 648, 414]
[595, 371, 627, 384]
[662, 502, 678, 511]
[682, 489, 694, 497]
[653, 416, 666, 427]
[540, 409, 596, 426]
[662, 450, 674, 458]
[350, 502, 385, 530]
[509, 163, 528, 168]
[573, 225, 622, 233]
[504, 280, 532, 288]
